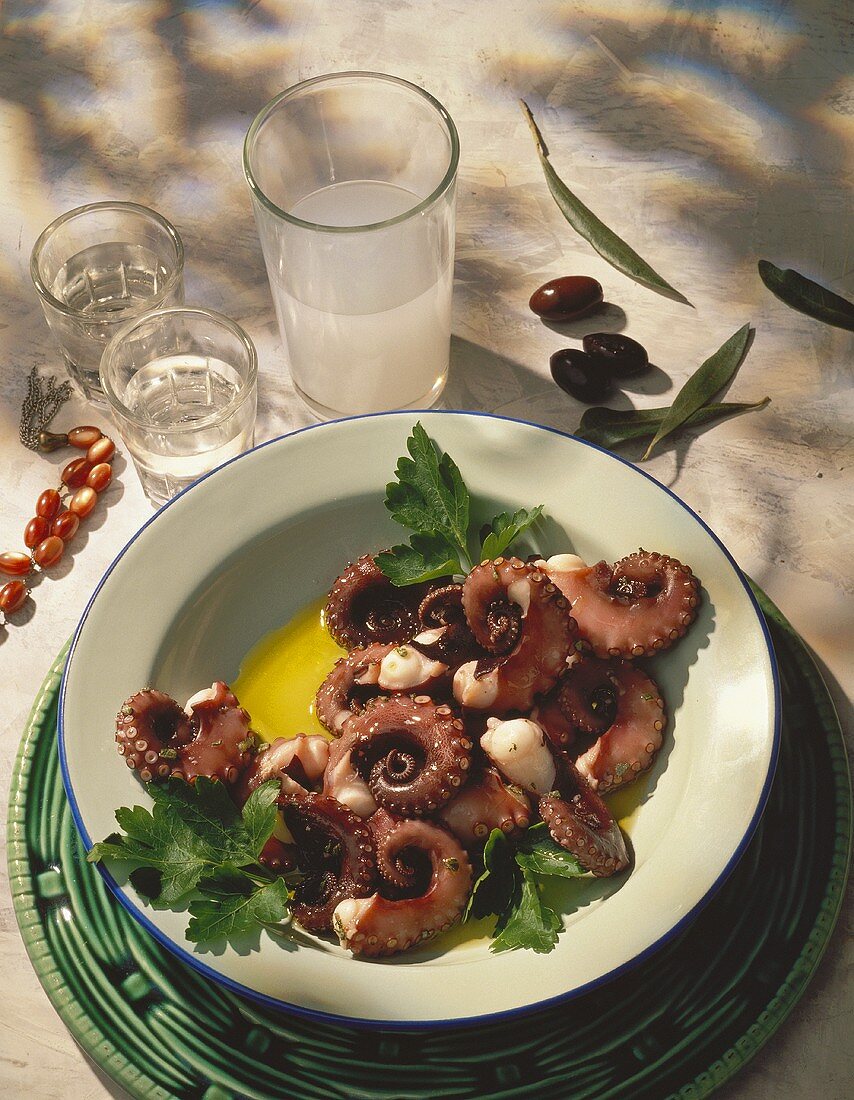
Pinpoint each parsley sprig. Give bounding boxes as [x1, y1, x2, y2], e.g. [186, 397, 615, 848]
[376, 423, 544, 586]
[88, 777, 291, 946]
[466, 823, 586, 953]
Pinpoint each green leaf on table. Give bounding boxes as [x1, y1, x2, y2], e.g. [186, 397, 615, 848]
[375, 535, 462, 587]
[187, 870, 290, 945]
[576, 397, 770, 450]
[465, 827, 517, 921]
[491, 870, 562, 954]
[758, 261, 854, 332]
[520, 100, 691, 305]
[480, 506, 544, 560]
[641, 323, 753, 460]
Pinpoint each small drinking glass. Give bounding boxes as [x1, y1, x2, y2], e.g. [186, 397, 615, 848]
[99, 307, 258, 507]
[31, 201, 185, 401]
[244, 71, 459, 419]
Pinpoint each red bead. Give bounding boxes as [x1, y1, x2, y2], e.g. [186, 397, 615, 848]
[87, 436, 115, 464]
[68, 425, 102, 449]
[24, 516, 50, 549]
[0, 551, 32, 576]
[69, 486, 98, 518]
[86, 462, 112, 492]
[52, 510, 80, 542]
[0, 580, 28, 615]
[61, 457, 92, 489]
[36, 488, 61, 520]
[34, 536, 64, 568]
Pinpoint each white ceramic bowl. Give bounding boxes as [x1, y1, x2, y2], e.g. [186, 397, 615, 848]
[59, 411, 779, 1027]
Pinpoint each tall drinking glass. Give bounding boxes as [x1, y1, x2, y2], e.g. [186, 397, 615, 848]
[244, 72, 459, 419]
[31, 202, 184, 401]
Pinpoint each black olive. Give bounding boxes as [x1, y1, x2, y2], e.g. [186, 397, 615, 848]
[550, 349, 613, 403]
[529, 276, 603, 322]
[582, 332, 649, 377]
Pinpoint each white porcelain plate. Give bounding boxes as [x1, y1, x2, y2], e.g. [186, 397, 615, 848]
[59, 411, 779, 1027]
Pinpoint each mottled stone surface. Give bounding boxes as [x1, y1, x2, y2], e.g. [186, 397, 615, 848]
[0, 1, 851, 1097]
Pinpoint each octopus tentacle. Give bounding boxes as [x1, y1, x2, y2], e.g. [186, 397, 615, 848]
[418, 583, 465, 628]
[348, 695, 473, 816]
[574, 662, 666, 793]
[453, 558, 576, 713]
[539, 758, 629, 877]
[369, 807, 425, 893]
[373, 632, 453, 695]
[115, 689, 192, 783]
[324, 554, 433, 650]
[281, 793, 376, 933]
[333, 815, 473, 956]
[531, 680, 576, 750]
[322, 726, 378, 818]
[176, 681, 254, 784]
[258, 836, 297, 875]
[233, 734, 330, 806]
[558, 657, 618, 735]
[439, 765, 532, 849]
[315, 643, 395, 735]
[480, 716, 557, 796]
[544, 549, 700, 659]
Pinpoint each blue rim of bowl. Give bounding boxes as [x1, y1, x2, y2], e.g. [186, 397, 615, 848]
[58, 409, 782, 1032]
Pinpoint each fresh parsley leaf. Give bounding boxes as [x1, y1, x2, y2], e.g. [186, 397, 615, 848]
[148, 777, 280, 865]
[515, 831, 585, 879]
[491, 870, 562, 954]
[187, 870, 290, 946]
[465, 828, 516, 921]
[380, 423, 473, 580]
[88, 778, 283, 926]
[375, 535, 461, 587]
[466, 824, 580, 953]
[88, 800, 218, 906]
[239, 780, 282, 859]
[480, 506, 544, 560]
[378, 425, 550, 585]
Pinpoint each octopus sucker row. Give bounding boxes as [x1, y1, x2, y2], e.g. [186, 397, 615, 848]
[115, 684, 254, 786]
[324, 554, 437, 651]
[281, 793, 377, 933]
[347, 695, 474, 817]
[543, 549, 700, 660]
[333, 814, 473, 957]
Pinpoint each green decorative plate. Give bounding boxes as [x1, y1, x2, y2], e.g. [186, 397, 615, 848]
[8, 586, 851, 1100]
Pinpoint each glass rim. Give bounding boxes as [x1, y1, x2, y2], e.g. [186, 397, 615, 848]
[99, 306, 258, 435]
[243, 71, 460, 233]
[30, 201, 185, 320]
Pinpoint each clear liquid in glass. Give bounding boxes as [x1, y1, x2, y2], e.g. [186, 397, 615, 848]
[49, 242, 174, 395]
[122, 354, 254, 505]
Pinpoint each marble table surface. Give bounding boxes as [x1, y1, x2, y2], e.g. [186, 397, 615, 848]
[1, 1, 851, 1097]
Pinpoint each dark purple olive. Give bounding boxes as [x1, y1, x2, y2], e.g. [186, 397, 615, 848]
[550, 349, 613, 403]
[530, 276, 603, 322]
[582, 332, 649, 377]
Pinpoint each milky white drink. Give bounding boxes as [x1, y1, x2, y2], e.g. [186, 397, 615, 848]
[270, 180, 453, 416]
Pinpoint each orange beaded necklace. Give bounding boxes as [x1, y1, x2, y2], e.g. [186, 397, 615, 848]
[0, 368, 117, 631]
